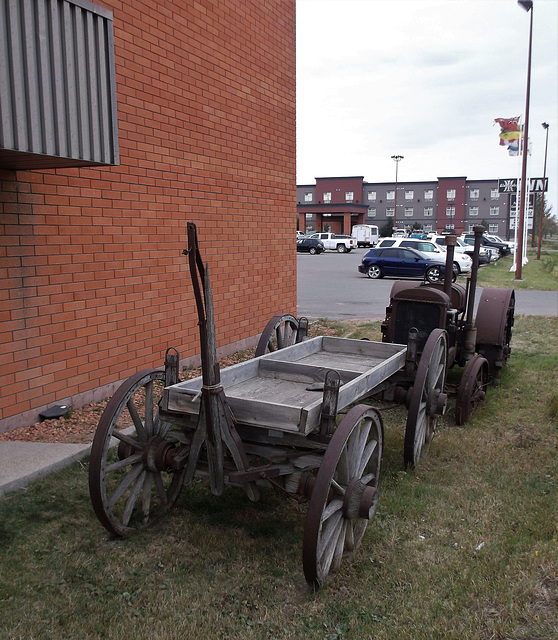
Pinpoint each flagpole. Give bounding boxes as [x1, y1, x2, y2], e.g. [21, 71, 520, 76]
[536, 123, 549, 260]
[515, 0, 534, 281]
[510, 132, 521, 272]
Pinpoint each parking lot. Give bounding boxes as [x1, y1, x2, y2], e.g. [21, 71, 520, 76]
[296, 248, 558, 320]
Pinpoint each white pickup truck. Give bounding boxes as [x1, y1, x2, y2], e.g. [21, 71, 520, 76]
[306, 232, 356, 253]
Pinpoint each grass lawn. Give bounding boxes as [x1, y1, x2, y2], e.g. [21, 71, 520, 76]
[1, 315, 557, 640]
[476, 248, 558, 291]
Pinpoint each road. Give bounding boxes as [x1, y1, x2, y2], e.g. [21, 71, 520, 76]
[296, 249, 558, 320]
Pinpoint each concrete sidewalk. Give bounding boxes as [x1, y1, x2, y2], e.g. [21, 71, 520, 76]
[0, 441, 91, 498]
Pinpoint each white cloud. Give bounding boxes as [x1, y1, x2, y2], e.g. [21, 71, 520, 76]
[296, 0, 558, 212]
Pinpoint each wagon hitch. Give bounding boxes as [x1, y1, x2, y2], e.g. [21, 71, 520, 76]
[183, 222, 259, 501]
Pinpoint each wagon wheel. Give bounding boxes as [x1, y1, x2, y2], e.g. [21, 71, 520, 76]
[303, 405, 383, 590]
[255, 314, 306, 357]
[455, 355, 489, 426]
[404, 329, 448, 468]
[89, 369, 187, 536]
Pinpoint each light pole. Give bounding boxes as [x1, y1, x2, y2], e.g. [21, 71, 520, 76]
[391, 155, 404, 231]
[515, 0, 533, 281]
[536, 122, 549, 260]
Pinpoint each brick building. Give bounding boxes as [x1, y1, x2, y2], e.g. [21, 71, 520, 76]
[0, 0, 296, 431]
[297, 176, 522, 239]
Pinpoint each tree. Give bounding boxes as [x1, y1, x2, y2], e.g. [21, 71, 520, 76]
[532, 194, 556, 242]
[379, 221, 394, 238]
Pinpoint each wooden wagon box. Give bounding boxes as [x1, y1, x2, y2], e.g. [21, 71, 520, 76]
[163, 337, 406, 435]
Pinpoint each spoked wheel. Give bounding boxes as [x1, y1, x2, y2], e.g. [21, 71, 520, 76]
[404, 329, 448, 468]
[89, 369, 187, 536]
[455, 355, 489, 426]
[255, 314, 306, 357]
[303, 406, 383, 590]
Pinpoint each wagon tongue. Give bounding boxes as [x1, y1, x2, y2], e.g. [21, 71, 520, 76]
[184, 223, 259, 501]
[185, 222, 219, 389]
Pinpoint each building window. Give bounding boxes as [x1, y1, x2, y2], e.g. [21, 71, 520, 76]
[424, 224, 433, 232]
[367, 207, 376, 218]
[490, 189, 499, 200]
[489, 224, 499, 233]
[490, 206, 499, 216]
[424, 189, 433, 201]
[445, 223, 455, 231]
[424, 207, 433, 217]
[386, 190, 394, 201]
[470, 188, 479, 200]
[469, 206, 479, 217]
[323, 192, 331, 203]
[345, 191, 354, 203]
[404, 207, 413, 217]
[367, 191, 376, 202]
[446, 205, 455, 217]
[405, 190, 414, 200]
[304, 192, 313, 202]
[386, 208, 394, 217]
[447, 189, 456, 201]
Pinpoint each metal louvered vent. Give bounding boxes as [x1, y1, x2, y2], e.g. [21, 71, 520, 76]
[0, 0, 119, 169]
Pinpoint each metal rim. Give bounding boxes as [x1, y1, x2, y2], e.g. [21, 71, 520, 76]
[367, 265, 382, 279]
[425, 265, 442, 283]
[254, 314, 301, 357]
[455, 355, 489, 425]
[404, 329, 448, 468]
[302, 405, 383, 590]
[88, 369, 186, 536]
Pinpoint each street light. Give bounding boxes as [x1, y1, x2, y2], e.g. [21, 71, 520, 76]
[536, 122, 549, 260]
[391, 154, 404, 231]
[515, 0, 533, 281]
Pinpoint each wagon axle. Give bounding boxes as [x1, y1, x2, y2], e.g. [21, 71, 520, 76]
[135, 436, 190, 474]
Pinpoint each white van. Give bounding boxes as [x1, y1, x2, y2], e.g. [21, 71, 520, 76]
[351, 224, 379, 248]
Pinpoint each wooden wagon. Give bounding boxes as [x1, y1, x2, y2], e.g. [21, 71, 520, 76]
[88, 223, 449, 588]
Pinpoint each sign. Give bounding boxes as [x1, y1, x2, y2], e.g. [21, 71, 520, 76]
[498, 178, 548, 193]
[509, 218, 533, 230]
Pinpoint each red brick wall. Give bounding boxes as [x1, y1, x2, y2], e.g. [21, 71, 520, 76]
[438, 177, 467, 232]
[0, 0, 296, 430]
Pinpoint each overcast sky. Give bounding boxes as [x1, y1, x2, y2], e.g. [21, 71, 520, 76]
[296, 0, 558, 215]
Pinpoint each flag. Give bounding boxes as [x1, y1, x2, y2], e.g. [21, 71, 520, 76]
[508, 139, 519, 156]
[495, 117, 522, 154]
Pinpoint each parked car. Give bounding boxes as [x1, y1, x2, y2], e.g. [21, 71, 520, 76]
[376, 236, 472, 274]
[426, 234, 489, 270]
[296, 230, 305, 239]
[306, 232, 356, 252]
[485, 234, 516, 252]
[297, 237, 324, 254]
[461, 233, 511, 257]
[358, 246, 453, 283]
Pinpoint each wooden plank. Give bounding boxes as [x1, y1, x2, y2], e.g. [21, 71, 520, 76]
[259, 336, 324, 362]
[321, 336, 406, 358]
[336, 348, 407, 410]
[258, 358, 360, 384]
